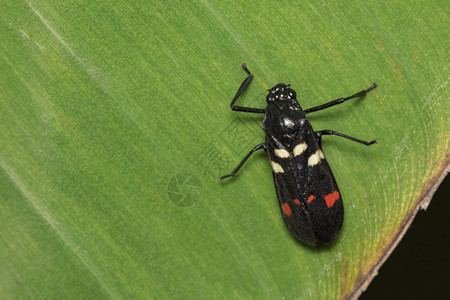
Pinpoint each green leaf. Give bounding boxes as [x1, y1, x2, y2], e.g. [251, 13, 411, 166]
[1, 1, 448, 299]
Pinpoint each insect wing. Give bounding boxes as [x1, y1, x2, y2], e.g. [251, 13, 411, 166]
[266, 130, 343, 246]
[303, 147, 344, 245]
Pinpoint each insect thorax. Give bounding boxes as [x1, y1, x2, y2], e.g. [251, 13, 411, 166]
[263, 100, 310, 147]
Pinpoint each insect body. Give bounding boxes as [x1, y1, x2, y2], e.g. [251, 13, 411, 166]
[220, 64, 378, 246]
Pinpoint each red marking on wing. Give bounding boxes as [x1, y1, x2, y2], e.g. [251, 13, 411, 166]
[324, 191, 340, 208]
[281, 203, 292, 217]
[307, 195, 316, 204]
[293, 199, 301, 205]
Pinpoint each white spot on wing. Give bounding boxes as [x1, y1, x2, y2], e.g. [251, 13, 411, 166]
[293, 142, 307, 157]
[270, 161, 285, 173]
[274, 148, 290, 158]
[308, 150, 322, 166]
[318, 150, 324, 159]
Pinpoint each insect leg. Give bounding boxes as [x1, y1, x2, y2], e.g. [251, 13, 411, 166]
[304, 83, 377, 114]
[219, 143, 266, 180]
[229, 64, 265, 114]
[315, 130, 378, 147]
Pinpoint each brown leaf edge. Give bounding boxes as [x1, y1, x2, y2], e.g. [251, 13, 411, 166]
[345, 155, 450, 300]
